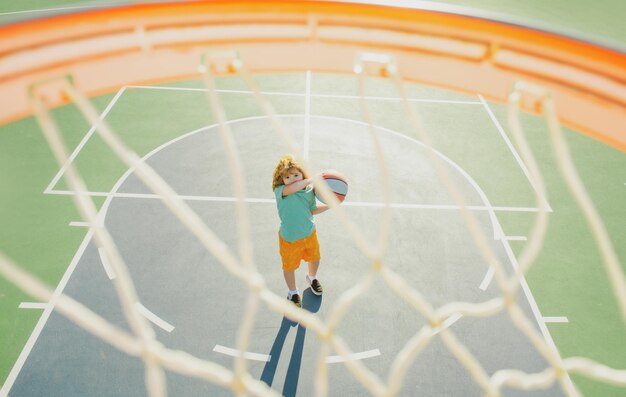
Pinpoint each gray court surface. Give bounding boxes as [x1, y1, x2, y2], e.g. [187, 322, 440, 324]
[10, 116, 565, 396]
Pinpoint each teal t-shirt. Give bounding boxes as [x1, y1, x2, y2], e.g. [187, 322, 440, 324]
[274, 184, 317, 242]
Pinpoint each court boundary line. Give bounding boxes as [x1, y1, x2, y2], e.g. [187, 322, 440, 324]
[45, 86, 127, 194]
[0, 228, 95, 397]
[496, 224, 577, 392]
[0, 3, 126, 17]
[126, 84, 483, 104]
[543, 316, 569, 323]
[303, 70, 312, 160]
[478, 94, 553, 213]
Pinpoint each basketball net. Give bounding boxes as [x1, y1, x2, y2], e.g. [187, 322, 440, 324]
[0, 2, 625, 396]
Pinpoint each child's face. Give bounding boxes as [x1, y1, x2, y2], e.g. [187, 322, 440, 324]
[282, 168, 303, 185]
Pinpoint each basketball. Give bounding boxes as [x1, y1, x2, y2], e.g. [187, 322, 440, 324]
[315, 170, 348, 203]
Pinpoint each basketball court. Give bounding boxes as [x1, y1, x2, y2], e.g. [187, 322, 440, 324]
[8, 108, 564, 396]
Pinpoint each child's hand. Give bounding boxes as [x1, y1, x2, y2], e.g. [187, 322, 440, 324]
[310, 174, 325, 187]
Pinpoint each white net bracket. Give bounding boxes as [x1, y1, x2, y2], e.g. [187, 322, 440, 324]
[353, 51, 397, 78]
[198, 50, 242, 76]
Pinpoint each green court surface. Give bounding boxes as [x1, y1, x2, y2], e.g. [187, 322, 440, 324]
[0, 1, 625, 396]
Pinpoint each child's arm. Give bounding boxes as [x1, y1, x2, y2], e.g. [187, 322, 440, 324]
[312, 204, 329, 215]
[281, 178, 313, 196]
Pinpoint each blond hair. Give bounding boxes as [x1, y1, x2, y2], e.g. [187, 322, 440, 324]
[272, 154, 308, 190]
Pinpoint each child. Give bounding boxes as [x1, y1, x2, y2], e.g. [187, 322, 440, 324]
[272, 154, 329, 308]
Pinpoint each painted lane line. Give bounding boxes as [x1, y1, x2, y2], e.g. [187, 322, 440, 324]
[543, 316, 569, 323]
[504, 236, 527, 241]
[344, 201, 541, 213]
[127, 85, 305, 96]
[479, 267, 494, 291]
[48, 189, 543, 213]
[303, 70, 312, 160]
[312, 93, 482, 104]
[213, 345, 271, 362]
[47, 190, 276, 203]
[442, 313, 462, 328]
[326, 349, 381, 364]
[18, 302, 48, 310]
[97, 248, 116, 280]
[45, 87, 126, 194]
[429, 313, 462, 336]
[478, 95, 552, 213]
[47, 190, 110, 197]
[135, 302, 175, 333]
[69, 221, 89, 227]
[127, 84, 482, 104]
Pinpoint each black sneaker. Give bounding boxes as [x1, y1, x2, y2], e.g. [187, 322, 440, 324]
[289, 293, 302, 308]
[307, 276, 323, 296]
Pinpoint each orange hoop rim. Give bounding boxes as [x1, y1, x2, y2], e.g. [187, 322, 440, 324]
[0, 0, 624, 150]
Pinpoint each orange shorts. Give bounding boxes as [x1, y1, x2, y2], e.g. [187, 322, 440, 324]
[279, 229, 321, 271]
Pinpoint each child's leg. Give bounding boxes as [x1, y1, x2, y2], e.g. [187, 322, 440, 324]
[307, 261, 320, 279]
[303, 231, 321, 279]
[283, 270, 297, 291]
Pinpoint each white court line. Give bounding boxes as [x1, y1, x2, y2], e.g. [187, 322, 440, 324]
[44, 87, 126, 194]
[128, 85, 305, 96]
[478, 95, 552, 213]
[46, 189, 543, 213]
[479, 267, 494, 291]
[344, 201, 541, 213]
[0, 229, 95, 397]
[429, 313, 463, 336]
[313, 93, 482, 104]
[69, 221, 89, 227]
[127, 84, 482, 104]
[504, 236, 527, 241]
[48, 190, 276, 203]
[213, 344, 271, 362]
[543, 316, 569, 323]
[18, 302, 48, 310]
[97, 248, 116, 280]
[0, 3, 123, 16]
[326, 349, 381, 364]
[496, 222, 578, 393]
[303, 70, 312, 160]
[135, 302, 175, 333]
